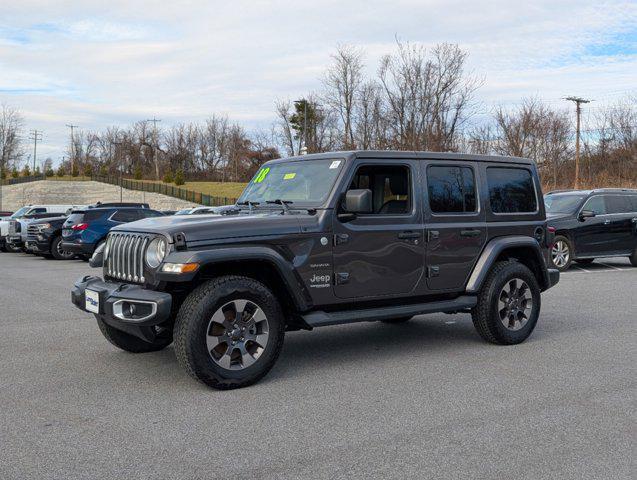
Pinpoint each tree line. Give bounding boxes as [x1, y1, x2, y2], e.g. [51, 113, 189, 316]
[1, 40, 635, 189]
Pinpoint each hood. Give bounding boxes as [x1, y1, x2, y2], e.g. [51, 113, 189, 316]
[112, 210, 305, 243]
[30, 215, 67, 226]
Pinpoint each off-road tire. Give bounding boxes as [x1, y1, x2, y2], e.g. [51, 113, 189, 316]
[471, 261, 541, 345]
[174, 276, 285, 390]
[550, 235, 573, 271]
[96, 316, 173, 353]
[381, 316, 413, 324]
[51, 235, 75, 260]
[629, 248, 637, 267]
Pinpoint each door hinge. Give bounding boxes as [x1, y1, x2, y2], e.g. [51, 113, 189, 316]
[427, 230, 439, 242]
[334, 233, 349, 246]
[335, 272, 350, 285]
[427, 266, 440, 278]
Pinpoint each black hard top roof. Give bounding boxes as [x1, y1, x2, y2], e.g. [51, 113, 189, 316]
[268, 150, 534, 165]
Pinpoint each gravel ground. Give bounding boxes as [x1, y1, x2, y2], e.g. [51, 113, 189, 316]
[0, 253, 635, 479]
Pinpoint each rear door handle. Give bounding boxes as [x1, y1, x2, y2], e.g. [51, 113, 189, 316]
[603, 219, 611, 225]
[397, 231, 421, 239]
[460, 229, 482, 237]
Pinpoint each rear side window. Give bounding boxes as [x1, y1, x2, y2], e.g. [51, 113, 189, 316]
[427, 165, 477, 213]
[141, 210, 164, 218]
[629, 196, 637, 212]
[111, 209, 141, 222]
[605, 195, 632, 214]
[487, 167, 537, 213]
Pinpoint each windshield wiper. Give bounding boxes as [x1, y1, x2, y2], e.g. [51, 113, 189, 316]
[265, 199, 293, 214]
[236, 201, 260, 213]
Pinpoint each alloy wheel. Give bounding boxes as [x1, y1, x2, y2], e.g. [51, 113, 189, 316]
[551, 240, 570, 268]
[206, 299, 270, 370]
[497, 278, 534, 331]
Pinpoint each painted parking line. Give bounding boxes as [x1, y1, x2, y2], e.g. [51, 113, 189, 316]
[569, 264, 591, 273]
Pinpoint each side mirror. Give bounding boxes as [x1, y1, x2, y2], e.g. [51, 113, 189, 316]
[578, 210, 596, 221]
[89, 242, 105, 268]
[345, 189, 372, 214]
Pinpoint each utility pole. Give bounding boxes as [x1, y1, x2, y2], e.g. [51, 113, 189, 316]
[565, 97, 591, 189]
[145, 117, 162, 179]
[66, 124, 79, 175]
[29, 130, 43, 175]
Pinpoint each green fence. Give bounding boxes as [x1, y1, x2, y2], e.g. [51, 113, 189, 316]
[91, 176, 237, 207]
[0, 174, 46, 186]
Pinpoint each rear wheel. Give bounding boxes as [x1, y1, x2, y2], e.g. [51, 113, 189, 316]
[550, 235, 573, 271]
[51, 236, 75, 260]
[472, 261, 541, 345]
[96, 316, 173, 353]
[174, 276, 285, 390]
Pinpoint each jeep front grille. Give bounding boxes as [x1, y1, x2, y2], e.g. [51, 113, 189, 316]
[105, 233, 150, 283]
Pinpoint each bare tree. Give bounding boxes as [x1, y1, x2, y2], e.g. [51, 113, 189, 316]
[0, 104, 25, 173]
[323, 45, 365, 149]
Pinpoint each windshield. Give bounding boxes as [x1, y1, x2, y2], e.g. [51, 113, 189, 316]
[544, 194, 585, 214]
[238, 158, 344, 206]
[175, 209, 192, 215]
[11, 207, 30, 218]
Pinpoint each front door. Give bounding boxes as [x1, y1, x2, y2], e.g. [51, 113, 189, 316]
[332, 161, 424, 299]
[574, 195, 613, 256]
[423, 162, 486, 290]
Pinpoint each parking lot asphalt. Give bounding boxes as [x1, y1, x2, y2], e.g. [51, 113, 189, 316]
[0, 252, 635, 480]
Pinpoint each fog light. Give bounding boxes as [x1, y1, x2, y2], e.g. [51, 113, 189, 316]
[161, 262, 199, 274]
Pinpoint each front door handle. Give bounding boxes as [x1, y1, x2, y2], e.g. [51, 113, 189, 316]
[603, 219, 611, 225]
[398, 231, 421, 240]
[460, 229, 482, 237]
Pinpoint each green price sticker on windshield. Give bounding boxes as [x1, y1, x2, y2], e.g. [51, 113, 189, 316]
[283, 173, 296, 180]
[254, 167, 270, 183]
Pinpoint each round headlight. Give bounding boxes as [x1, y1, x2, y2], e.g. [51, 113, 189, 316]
[145, 237, 168, 268]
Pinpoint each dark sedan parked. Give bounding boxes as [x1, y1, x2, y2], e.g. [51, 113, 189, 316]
[544, 188, 637, 271]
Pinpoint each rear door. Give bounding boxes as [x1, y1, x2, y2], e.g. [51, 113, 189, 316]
[332, 160, 424, 299]
[424, 162, 486, 290]
[605, 195, 635, 254]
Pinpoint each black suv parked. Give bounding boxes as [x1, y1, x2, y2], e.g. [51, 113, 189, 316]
[545, 189, 637, 271]
[71, 151, 559, 389]
[26, 215, 76, 260]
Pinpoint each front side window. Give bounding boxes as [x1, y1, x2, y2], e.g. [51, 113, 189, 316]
[582, 196, 606, 215]
[347, 165, 411, 214]
[487, 167, 537, 213]
[238, 158, 344, 205]
[427, 165, 477, 214]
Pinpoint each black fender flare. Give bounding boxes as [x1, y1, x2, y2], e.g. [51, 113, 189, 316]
[160, 246, 311, 311]
[465, 236, 550, 293]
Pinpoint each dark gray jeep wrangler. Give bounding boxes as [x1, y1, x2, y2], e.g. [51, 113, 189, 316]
[72, 151, 560, 389]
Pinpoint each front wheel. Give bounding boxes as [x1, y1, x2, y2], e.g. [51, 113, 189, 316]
[472, 261, 541, 345]
[550, 235, 573, 271]
[174, 276, 285, 390]
[51, 236, 75, 260]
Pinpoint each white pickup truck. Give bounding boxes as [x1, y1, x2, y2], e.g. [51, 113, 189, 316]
[0, 205, 80, 252]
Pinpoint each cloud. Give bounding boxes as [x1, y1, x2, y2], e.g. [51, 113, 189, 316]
[0, 0, 636, 162]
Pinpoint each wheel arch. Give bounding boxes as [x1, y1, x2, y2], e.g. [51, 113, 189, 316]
[466, 236, 550, 293]
[163, 246, 313, 320]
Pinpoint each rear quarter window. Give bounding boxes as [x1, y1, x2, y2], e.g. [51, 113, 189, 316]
[487, 167, 537, 214]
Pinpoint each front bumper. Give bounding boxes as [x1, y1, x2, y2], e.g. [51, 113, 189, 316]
[61, 241, 94, 255]
[25, 239, 49, 253]
[547, 268, 560, 289]
[71, 276, 173, 342]
[6, 236, 24, 249]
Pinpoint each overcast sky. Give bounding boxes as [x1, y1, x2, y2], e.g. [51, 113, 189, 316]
[1, 0, 636, 164]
